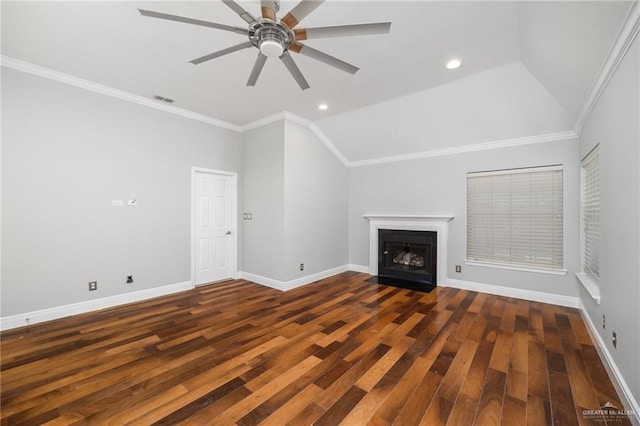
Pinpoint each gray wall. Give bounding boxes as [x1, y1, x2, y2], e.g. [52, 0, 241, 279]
[241, 118, 349, 283]
[283, 120, 348, 281]
[348, 138, 581, 296]
[241, 121, 285, 281]
[1, 68, 242, 316]
[579, 36, 639, 403]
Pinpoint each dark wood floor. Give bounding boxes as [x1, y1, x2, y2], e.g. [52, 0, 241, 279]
[0, 272, 630, 425]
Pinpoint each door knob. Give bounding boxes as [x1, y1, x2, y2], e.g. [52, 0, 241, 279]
[225, 231, 231, 235]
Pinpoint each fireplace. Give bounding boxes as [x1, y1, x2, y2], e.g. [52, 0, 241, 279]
[364, 214, 454, 289]
[378, 229, 437, 286]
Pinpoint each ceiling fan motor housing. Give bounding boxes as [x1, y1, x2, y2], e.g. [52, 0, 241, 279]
[249, 20, 294, 58]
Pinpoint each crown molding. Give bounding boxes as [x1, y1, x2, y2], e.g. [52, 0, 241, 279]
[307, 122, 350, 166]
[241, 111, 350, 166]
[0, 55, 242, 132]
[349, 130, 578, 168]
[3, 55, 580, 169]
[574, 0, 640, 134]
[0, 57, 348, 165]
[240, 111, 288, 131]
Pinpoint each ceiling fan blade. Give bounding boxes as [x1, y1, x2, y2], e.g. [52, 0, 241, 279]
[247, 53, 268, 86]
[281, 0, 324, 29]
[139, 9, 248, 35]
[221, 0, 257, 24]
[190, 41, 254, 65]
[294, 22, 391, 40]
[261, 0, 277, 21]
[290, 43, 359, 74]
[280, 51, 310, 90]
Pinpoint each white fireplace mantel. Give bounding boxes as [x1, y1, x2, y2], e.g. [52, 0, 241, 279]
[364, 214, 454, 286]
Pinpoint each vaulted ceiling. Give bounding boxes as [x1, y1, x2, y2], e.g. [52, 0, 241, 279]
[1, 1, 634, 162]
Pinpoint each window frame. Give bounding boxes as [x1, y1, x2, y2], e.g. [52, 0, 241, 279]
[577, 144, 601, 303]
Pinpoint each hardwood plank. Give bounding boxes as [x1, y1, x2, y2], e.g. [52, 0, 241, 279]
[467, 292, 488, 314]
[562, 342, 601, 411]
[0, 272, 629, 425]
[474, 368, 507, 426]
[489, 331, 512, 373]
[286, 402, 325, 426]
[355, 337, 414, 392]
[420, 396, 454, 426]
[528, 308, 544, 343]
[579, 345, 621, 405]
[369, 356, 432, 424]
[436, 339, 479, 402]
[259, 384, 322, 426]
[499, 302, 517, 332]
[213, 355, 322, 425]
[458, 340, 494, 401]
[549, 370, 580, 426]
[501, 395, 526, 425]
[446, 394, 479, 426]
[314, 385, 367, 426]
[506, 330, 528, 402]
[527, 394, 552, 426]
[313, 343, 392, 412]
[392, 372, 442, 425]
[527, 341, 550, 400]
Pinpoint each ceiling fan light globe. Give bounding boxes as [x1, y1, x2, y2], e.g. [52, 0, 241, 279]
[260, 39, 284, 58]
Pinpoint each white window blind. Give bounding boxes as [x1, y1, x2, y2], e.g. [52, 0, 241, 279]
[582, 146, 600, 279]
[467, 165, 564, 270]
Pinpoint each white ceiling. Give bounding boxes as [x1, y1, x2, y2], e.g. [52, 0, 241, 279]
[316, 62, 575, 162]
[1, 1, 633, 161]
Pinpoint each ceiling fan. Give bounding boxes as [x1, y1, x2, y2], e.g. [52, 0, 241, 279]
[139, 0, 391, 90]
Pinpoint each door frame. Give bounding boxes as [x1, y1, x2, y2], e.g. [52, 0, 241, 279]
[191, 166, 238, 287]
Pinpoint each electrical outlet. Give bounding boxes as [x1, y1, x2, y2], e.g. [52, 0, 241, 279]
[89, 281, 97, 291]
[602, 314, 606, 329]
[455, 265, 462, 273]
[300, 263, 304, 271]
[126, 275, 134, 284]
[612, 331, 617, 348]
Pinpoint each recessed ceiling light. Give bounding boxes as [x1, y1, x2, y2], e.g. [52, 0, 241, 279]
[446, 59, 462, 70]
[318, 104, 329, 111]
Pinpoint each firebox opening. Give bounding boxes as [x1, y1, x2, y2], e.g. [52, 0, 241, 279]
[376, 229, 437, 291]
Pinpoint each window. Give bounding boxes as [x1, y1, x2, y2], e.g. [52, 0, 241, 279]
[577, 145, 600, 302]
[467, 165, 564, 272]
[581, 145, 600, 280]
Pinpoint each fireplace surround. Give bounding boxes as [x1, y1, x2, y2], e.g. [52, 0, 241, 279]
[364, 215, 454, 287]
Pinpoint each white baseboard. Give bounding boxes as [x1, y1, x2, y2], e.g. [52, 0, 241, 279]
[446, 278, 580, 308]
[238, 271, 286, 291]
[0, 281, 194, 331]
[239, 265, 350, 291]
[348, 264, 370, 274]
[577, 300, 640, 425]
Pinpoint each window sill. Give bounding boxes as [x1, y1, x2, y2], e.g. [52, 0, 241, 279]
[465, 260, 568, 276]
[575, 273, 601, 304]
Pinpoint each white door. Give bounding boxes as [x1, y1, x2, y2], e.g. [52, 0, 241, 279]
[194, 171, 234, 285]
